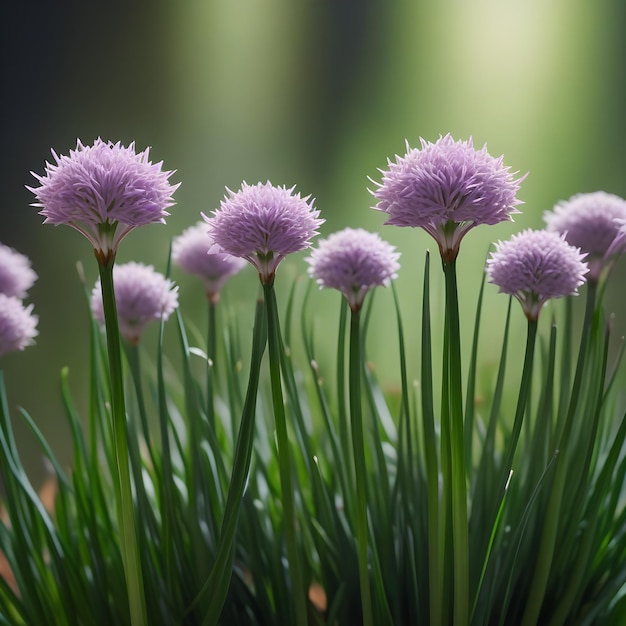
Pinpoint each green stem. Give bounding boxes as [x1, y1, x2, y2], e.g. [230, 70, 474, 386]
[97, 259, 147, 626]
[349, 308, 374, 626]
[264, 283, 307, 626]
[207, 297, 217, 430]
[197, 296, 267, 626]
[521, 282, 597, 626]
[442, 258, 469, 626]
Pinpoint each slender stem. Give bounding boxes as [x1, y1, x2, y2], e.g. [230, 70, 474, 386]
[442, 258, 469, 626]
[197, 296, 267, 626]
[349, 308, 374, 626]
[207, 297, 217, 429]
[264, 283, 307, 626]
[521, 283, 598, 626]
[97, 259, 147, 626]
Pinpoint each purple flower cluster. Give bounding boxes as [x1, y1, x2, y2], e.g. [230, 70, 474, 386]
[0, 295, 38, 357]
[0, 243, 38, 357]
[172, 222, 246, 301]
[205, 181, 323, 284]
[0, 243, 37, 299]
[306, 228, 400, 312]
[372, 134, 524, 262]
[486, 229, 588, 320]
[29, 139, 179, 262]
[544, 191, 626, 281]
[91, 262, 179, 344]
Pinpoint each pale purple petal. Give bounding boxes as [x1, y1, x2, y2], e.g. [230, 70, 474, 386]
[0, 294, 38, 357]
[306, 228, 400, 311]
[28, 138, 179, 260]
[544, 191, 626, 281]
[486, 229, 588, 320]
[372, 134, 524, 261]
[172, 221, 246, 297]
[91, 262, 179, 344]
[205, 181, 324, 284]
[0, 243, 37, 298]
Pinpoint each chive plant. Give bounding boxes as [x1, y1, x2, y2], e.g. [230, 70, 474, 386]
[0, 137, 623, 625]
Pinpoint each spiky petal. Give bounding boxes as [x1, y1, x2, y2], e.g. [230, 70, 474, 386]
[306, 228, 400, 311]
[205, 181, 324, 284]
[486, 229, 588, 320]
[372, 134, 524, 262]
[544, 191, 626, 281]
[28, 138, 179, 263]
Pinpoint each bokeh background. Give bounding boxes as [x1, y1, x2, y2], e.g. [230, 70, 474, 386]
[3, 0, 626, 482]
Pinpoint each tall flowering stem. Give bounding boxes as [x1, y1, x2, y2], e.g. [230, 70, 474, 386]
[348, 307, 374, 626]
[97, 258, 147, 626]
[197, 296, 267, 626]
[264, 282, 308, 626]
[441, 258, 469, 625]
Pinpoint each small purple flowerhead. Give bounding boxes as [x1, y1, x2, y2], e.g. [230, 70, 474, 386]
[544, 191, 626, 282]
[486, 229, 588, 321]
[0, 243, 37, 298]
[205, 181, 324, 285]
[172, 221, 246, 302]
[91, 262, 179, 344]
[372, 134, 524, 262]
[29, 138, 179, 264]
[306, 228, 400, 312]
[0, 294, 38, 357]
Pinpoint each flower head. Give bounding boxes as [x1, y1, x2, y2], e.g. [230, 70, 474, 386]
[172, 221, 246, 301]
[486, 229, 588, 320]
[0, 243, 37, 298]
[91, 262, 179, 344]
[372, 134, 524, 262]
[544, 191, 626, 281]
[29, 138, 179, 263]
[0, 294, 38, 357]
[306, 228, 400, 312]
[205, 181, 324, 284]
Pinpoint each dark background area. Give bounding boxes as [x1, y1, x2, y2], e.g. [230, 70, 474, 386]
[2, 1, 626, 482]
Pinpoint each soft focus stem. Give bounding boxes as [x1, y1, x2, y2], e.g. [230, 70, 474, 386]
[442, 258, 469, 626]
[264, 283, 307, 626]
[97, 258, 147, 626]
[349, 307, 374, 626]
[198, 296, 266, 625]
[521, 282, 597, 626]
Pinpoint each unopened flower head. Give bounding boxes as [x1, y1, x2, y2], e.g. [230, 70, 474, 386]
[306, 228, 400, 312]
[172, 221, 246, 301]
[0, 243, 37, 298]
[544, 191, 626, 281]
[0, 294, 38, 357]
[29, 138, 179, 264]
[205, 181, 324, 284]
[91, 262, 179, 344]
[372, 134, 524, 262]
[486, 229, 588, 321]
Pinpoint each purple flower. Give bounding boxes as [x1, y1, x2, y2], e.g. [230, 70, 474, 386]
[306, 228, 400, 312]
[205, 181, 324, 284]
[0, 243, 37, 298]
[28, 139, 179, 263]
[486, 229, 588, 321]
[372, 134, 524, 262]
[544, 191, 626, 281]
[91, 262, 179, 344]
[172, 221, 246, 301]
[0, 294, 38, 357]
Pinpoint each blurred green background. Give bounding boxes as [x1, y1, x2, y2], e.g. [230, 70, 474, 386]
[3, 0, 626, 483]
